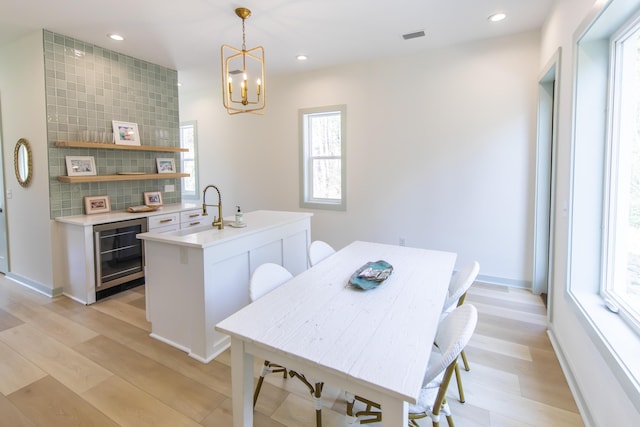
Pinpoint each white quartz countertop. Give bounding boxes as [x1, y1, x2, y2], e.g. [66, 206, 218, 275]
[55, 202, 202, 226]
[137, 210, 312, 249]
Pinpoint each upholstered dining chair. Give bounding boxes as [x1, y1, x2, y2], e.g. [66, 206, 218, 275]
[249, 263, 325, 426]
[308, 240, 336, 267]
[346, 304, 479, 427]
[441, 261, 480, 403]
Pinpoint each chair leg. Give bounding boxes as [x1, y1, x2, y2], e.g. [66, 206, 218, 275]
[454, 361, 465, 403]
[253, 360, 287, 407]
[461, 349, 470, 371]
[253, 375, 265, 408]
[345, 393, 381, 424]
[289, 370, 324, 426]
[446, 414, 455, 427]
[314, 382, 323, 427]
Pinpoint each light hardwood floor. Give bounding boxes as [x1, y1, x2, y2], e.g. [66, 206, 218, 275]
[0, 275, 583, 426]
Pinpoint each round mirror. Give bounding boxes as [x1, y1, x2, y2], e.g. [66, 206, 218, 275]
[14, 138, 32, 187]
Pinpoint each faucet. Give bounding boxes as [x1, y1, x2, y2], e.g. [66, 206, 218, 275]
[202, 185, 224, 229]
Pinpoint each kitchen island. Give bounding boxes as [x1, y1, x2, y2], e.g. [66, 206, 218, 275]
[137, 210, 312, 363]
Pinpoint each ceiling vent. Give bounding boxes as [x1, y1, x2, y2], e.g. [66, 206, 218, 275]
[402, 30, 426, 40]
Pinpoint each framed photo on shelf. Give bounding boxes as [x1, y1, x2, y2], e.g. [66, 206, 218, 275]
[65, 156, 97, 176]
[112, 120, 141, 146]
[84, 195, 111, 214]
[143, 191, 163, 207]
[156, 158, 176, 174]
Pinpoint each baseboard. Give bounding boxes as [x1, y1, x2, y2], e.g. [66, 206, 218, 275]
[6, 273, 63, 298]
[475, 273, 531, 289]
[547, 327, 595, 427]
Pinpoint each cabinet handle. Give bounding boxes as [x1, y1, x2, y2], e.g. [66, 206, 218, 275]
[190, 221, 201, 226]
[160, 219, 173, 223]
[189, 214, 199, 218]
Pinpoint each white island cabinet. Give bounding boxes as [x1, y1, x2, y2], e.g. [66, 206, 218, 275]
[137, 210, 312, 363]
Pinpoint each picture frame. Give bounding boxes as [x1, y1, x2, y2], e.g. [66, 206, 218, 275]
[112, 120, 141, 146]
[84, 195, 111, 214]
[156, 158, 176, 174]
[66, 156, 97, 176]
[143, 191, 163, 207]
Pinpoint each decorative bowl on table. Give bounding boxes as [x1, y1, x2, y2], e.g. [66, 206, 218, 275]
[348, 260, 394, 290]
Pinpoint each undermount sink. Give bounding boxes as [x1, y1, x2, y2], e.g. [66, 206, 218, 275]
[170, 220, 241, 237]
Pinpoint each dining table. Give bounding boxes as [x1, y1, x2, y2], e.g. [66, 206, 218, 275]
[215, 240, 457, 426]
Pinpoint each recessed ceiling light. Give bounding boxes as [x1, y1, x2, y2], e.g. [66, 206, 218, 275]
[177, 82, 183, 87]
[296, 55, 308, 61]
[488, 13, 507, 22]
[108, 33, 124, 41]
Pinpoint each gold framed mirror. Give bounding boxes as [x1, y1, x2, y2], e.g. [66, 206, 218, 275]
[14, 138, 33, 187]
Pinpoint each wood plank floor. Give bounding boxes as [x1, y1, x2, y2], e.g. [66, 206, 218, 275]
[0, 275, 583, 426]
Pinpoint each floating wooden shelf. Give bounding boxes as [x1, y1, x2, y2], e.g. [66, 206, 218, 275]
[57, 173, 189, 183]
[54, 141, 188, 153]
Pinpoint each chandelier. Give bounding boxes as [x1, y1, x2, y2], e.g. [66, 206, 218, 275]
[221, 7, 266, 115]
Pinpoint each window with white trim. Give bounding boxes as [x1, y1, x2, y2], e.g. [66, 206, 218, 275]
[569, 0, 640, 408]
[180, 121, 199, 199]
[299, 105, 346, 210]
[603, 15, 640, 331]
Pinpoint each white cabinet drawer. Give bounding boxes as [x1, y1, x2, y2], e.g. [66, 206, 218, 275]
[148, 213, 180, 230]
[150, 223, 180, 233]
[180, 209, 207, 228]
[180, 209, 205, 223]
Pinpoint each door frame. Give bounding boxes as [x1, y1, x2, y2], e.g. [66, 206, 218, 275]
[0, 99, 9, 274]
[533, 48, 561, 321]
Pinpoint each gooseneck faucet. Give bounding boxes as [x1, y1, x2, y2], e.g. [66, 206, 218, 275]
[202, 185, 224, 229]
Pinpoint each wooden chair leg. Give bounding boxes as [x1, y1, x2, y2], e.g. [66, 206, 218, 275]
[454, 361, 465, 403]
[314, 382, 323, 427]
[254, 360, 287, 407]
[446, 414, 455, 427]
[289, 370, 324, 427]
[253, 375, 265, 408]
[461, 349, 470, 371]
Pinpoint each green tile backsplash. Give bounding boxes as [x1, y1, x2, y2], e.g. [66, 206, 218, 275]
[44, 30, 182, 218]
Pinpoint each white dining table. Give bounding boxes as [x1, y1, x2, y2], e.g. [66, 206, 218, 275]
[215, 240, 456, 426]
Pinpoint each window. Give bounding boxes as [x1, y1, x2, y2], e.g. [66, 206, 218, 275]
[180, 121, 199, 199]
[299, 105, 346, 210]
[568, 0, 640, 409]
[604, 15, 640, 331]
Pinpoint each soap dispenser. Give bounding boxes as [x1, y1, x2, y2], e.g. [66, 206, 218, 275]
[235, 206, 244, 225]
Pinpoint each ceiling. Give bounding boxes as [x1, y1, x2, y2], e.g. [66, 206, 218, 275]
[0, 0, 555, 78]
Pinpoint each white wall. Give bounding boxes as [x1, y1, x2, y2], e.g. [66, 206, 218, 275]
[541, 0, 640, 425]
[0, 31, 55, 294]
[180, 30, 541, 284]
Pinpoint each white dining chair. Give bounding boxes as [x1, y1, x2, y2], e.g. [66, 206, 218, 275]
[250, 262, 325, 427]
[250, 263, 292, 408]
[346, 304, 479, 427]
[408, 304, 479, 426]
[308, 240, 336, 266]
[442, 261, 479, 403]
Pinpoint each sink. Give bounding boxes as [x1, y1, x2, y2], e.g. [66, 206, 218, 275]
[169, 220, 240, 237]
[171, 224, 217, 236]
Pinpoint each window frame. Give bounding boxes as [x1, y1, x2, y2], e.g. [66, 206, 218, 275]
[602, 9, 640, 335]
[180, 120, 199, 200]
[299, 105, 347, 211]
[567, 0, 640, 414]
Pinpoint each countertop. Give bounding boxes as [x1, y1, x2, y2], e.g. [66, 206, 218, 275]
[137, 210, 312, 249]
[55, 202, 202, 226]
